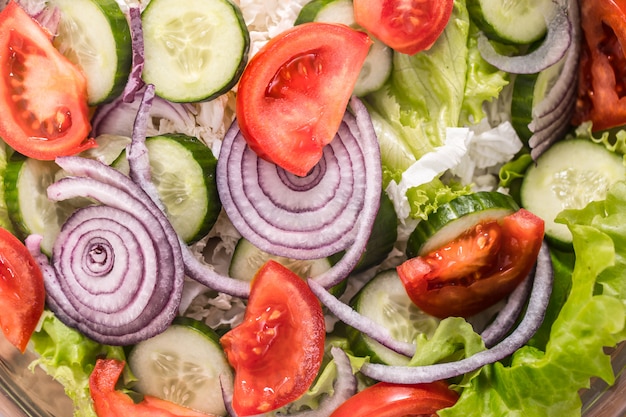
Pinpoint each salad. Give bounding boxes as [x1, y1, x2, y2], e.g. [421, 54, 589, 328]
[0, 0, 625, 416]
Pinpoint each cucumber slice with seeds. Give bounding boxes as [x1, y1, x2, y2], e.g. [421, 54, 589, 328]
[347, 269, 439, 366]
[128, 317, 232, 416]
[113, 134, 221, 244]
[467, 0, 556, 45]
[521, 139, 626, 248]
[141, 0, 249, 102]
[406, 192, 519, 258]
[295, 0, 391, 96]
[50, 0, 132, 105]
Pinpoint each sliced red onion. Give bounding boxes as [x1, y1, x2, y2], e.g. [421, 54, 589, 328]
[121, 4, 145, 103]
[359, 241, 553, 384]
[217, 97, 381, 289]
[528, 0, 581, 159]
[477, 2, 572, 74]
[308, 279, 416, 357]
[32, 156, 185, 345]
[480, 274, 533, 348]
[90, 86, 196, 138]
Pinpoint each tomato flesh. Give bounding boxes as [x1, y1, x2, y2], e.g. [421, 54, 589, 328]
[573, 0, 626, 131]
[329, 381, 458, 417]
[354, 0, 454, 55]
[0, 1, 94, 160]
[89, 359, 212, 417]
[0, 227, 45, 352]
[397, 209, 545, 318]
[220, 260, 325, 416]
[236, 22, 371, 177]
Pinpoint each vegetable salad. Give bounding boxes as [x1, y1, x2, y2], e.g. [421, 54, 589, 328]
[0, 0, 625, 416]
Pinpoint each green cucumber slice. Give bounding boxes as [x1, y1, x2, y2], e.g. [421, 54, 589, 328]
[511, 57, 566, 144]
[467, 0, 556, 44]
[141, 0, 249, 102]
[4, 157, 90, 255]
[128, 317, 232, 416]
[229, 237, 332, 280]
[295, 0, 391, 96]
[50, 0, 132, 105]
[407, 192, 519, 258]
[347, 269, 439, 366]
[113, 134, 221, 244]
[521, 139, 626, 248]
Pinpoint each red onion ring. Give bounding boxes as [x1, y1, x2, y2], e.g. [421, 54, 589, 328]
[121, 4, 145, 103]
[27, 156, 185, 345]
[217, 97, 381, 289]
[477, 1, 572, 74]
[358, 241, 553, 384]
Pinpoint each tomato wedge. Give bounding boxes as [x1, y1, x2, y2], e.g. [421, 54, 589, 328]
[397, 209, 544, 318]
[236, 22, 371, 177]
[89, 359, 213, 417]
[0, 227, 45, 353]
[220, 260, 325, 416]
[573, 0, 626, 131]
[0, 1, 94, 160]
[330, 381, 458, 417]
[353, 0, 454, 55]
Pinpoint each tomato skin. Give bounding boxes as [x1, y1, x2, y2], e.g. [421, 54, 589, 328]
[0, 227, 45, 352]
[397, 209, 545, 318]
[573, 0, 626, 131]
[329, 381, 458, 417]
[236, 22, 371, 177]
[220, 260, 325, 416]
[89, 359, 213, 417]
[353, 0, 454, 55]
[0, 1, 94, 160]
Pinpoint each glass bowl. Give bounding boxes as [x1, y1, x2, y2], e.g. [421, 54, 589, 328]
[2, 333, 626, 416]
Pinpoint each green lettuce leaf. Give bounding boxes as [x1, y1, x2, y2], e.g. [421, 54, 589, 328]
[29, 311, 126, 417]
[440, 182, 626, 417]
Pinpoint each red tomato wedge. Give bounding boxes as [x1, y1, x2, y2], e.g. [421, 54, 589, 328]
[0, 227, 45, 353]
[89, 359, 214, 417]
[397, 209, 544, 318]
[220, 260, 325, 416]
[236, 22, 372, 177]
[573, 0, 626, 131]
[353, 0, 454, 55]
[0, 1, 94, 160]
[329, 381, 458, 417]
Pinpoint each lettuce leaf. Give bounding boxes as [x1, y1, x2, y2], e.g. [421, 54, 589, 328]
[439, 182, 626, 417]
[29, 311, 126, 417]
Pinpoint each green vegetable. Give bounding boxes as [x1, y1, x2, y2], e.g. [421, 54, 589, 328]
[29, 311, 126, 417]
[440, 181, 626, 417]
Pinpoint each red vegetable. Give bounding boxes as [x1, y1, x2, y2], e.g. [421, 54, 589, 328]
[89, 359, 213, 417]
[329, 381, 458, 417]
[573, 0, 626, 131]
[220, 260, 325, 416]
[0, 227, 45, 353]
[397, 209, 545, 318]
[353, 0, 453, 55]
[236, 22, 371, 177]
[0, 1, 94, 160]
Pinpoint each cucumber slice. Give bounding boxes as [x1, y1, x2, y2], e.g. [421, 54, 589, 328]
[511, 57, 566, 144]
[467, 0, 556, 44]
[141, 0, 249, 102]
[113, 134, 221, 244]
[128, 317, 232, 416]
[406, 192, 519, 258]
[50, 0, 132, 105]
[229, 237, 332, 280]
[347, 269, 439, 365]
[521, 139, 626, 247]
[295, 0, 391, 96]
[4, 157, 89, 255]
